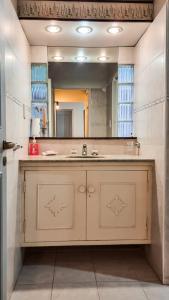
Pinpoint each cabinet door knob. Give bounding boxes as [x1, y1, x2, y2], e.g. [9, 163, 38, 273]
[78, 185, 86, 193]
[88, 185, 95, 194]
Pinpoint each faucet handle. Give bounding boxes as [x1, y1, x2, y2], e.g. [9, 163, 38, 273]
[91, 149, 98, 156]
[134, 141, 140, 156]
[134, 141, 140, 148]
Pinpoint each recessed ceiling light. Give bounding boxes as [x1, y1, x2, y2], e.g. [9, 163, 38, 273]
[46, 25, 62, 33]
[97, 56, 110, 62]
[75, 56, 87, 62]
[107, 26, 123, 34]
[76, 26, 93, 34]
[52, 56, 64, 61]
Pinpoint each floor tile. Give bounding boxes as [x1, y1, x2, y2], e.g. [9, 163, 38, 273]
[54, 261, 95, 283]
[11, 284, 52, 300]
[17, 252, 55, 285]
[142, 283, 169, 300]
[12, 245, 162, 300]
[97, 282, 147, 300]
[94, 263, 137, 282]
[131, 262, 160, 283]
[52, 282, 99, 300]
[94, 251, 159, 283]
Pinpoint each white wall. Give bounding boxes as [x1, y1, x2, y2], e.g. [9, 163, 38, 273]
[118, 47, 135, 64]
[1, 0, 31, 298]
[31, 46, 48, 63]
[134, 5, 166, 282]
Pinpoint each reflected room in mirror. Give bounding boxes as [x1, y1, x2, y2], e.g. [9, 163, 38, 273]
[31, 48, 134, 138]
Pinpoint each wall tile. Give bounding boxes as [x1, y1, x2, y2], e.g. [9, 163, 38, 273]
[134, 4, 166, 283]
[34, 138, 137, 156]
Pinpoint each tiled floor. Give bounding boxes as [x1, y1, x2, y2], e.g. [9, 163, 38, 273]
[11, 246, 169, 300]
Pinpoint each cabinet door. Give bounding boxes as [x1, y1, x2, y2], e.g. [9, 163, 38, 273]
[24, 171, 86, 243]
[87, 170, 149, 241]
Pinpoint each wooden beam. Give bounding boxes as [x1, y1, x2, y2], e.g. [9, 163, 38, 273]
[18, 1, 153, 21]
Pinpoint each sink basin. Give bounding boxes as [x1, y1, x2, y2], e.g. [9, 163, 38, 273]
[66, 155, 105, 159]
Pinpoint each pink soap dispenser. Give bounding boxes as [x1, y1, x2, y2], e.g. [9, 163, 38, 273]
[29, 137, 40, 156]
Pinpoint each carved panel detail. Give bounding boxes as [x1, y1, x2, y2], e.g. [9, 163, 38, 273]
[37, 183, 74, 230]
[18, 1, 153, 21]
[44, 195, 67, 217]
[106, 195, 127, 216]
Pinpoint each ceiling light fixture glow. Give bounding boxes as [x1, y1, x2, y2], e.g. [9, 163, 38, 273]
[46, 25, 62, 33]
[52, 56, 64, 61]
[107, 26, 123, 34]
[97, 56, 110, 62]
[75, 56, 87, 62]
[76, 26, 93, 34]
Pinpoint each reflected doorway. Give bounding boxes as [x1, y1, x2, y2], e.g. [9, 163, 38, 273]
[54, 89, 88, 137]
[56, 109, 72, 137]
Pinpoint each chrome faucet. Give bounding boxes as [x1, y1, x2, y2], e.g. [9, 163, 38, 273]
[82, 144, 87, 156]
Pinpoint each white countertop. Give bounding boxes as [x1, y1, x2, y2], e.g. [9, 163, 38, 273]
[20, 154, 154, 162]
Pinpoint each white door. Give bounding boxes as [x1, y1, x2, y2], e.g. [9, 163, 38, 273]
[24, 170, 87, 243]
[0, 18, 7, 300]
[87, 170, 149, 241]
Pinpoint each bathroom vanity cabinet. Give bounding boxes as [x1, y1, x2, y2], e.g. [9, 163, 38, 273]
[20, 160, 153, 246]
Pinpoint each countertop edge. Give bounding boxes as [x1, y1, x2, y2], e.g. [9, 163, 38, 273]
[19, 156, 155, 163]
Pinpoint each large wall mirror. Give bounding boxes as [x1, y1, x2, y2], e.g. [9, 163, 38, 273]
[50, 61, 134, 138]
[31, 53, 134, 138]
[49, 58, 133, 138]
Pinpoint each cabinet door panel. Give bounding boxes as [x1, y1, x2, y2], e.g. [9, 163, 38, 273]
[25, 171, 86, 243]
[37, 184, 74, 230]
[87, 170, 149, 241]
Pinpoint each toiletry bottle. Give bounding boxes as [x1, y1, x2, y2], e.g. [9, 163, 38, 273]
[29, 137, 40, 156]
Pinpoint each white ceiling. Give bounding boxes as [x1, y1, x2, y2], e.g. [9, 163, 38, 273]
[21, 20, 150, 48]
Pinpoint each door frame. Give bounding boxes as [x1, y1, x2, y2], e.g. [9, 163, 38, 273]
[0, 12, 7, 300]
